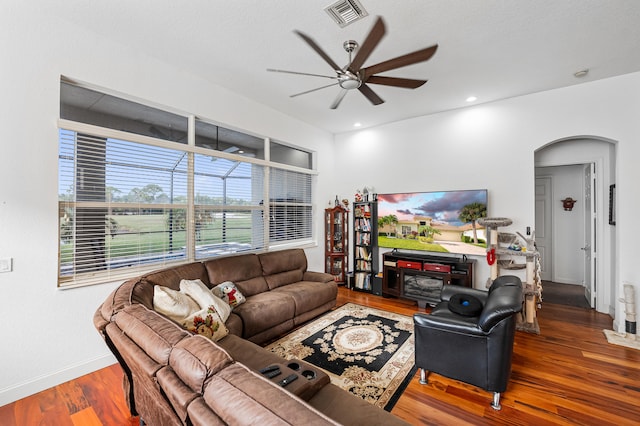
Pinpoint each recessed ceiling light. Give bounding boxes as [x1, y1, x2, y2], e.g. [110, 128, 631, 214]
[354, 122, 362, 127]
[466, 96, 477, 103]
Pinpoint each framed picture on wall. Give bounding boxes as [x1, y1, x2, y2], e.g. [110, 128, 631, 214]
[609, 184, 616, 225]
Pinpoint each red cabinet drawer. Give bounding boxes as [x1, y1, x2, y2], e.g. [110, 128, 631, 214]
[398, 260, 422, 270]
[423, 263, 451, 273]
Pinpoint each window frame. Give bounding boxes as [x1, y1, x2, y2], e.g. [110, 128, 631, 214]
[57, 113, 316, 288]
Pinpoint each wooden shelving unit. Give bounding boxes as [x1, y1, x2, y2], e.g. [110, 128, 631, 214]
[324, 205, 348, 284]
[352, 200, 378, 292]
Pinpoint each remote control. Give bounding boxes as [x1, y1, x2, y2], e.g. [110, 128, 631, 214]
[278, 373, 298, 387]
[264, 368, 281, 379]
[259, 365, 279, 374]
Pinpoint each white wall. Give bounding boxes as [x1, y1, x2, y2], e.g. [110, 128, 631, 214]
[334, 71, 640, 335]
[0, 4, 333, 405]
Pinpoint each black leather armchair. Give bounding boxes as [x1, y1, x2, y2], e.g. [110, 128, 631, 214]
[413, 275, 523, 410]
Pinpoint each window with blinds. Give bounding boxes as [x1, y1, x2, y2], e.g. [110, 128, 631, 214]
[269, 168, 313, 245]
[58, 81, 315, 287]
[193, 153, 265, 259]
[59, 131, 191, 284]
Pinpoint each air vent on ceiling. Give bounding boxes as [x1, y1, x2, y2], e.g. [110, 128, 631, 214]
[324, 0, 368, 28]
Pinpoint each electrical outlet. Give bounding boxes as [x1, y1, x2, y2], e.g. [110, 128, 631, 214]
[0, 258, 13, 273]
[526, 226, 531, 236]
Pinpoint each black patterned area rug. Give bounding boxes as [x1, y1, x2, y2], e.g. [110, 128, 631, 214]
[265, 303, 416, 411]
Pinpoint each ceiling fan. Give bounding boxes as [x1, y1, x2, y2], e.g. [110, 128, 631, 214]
[267, 16, 438, 109]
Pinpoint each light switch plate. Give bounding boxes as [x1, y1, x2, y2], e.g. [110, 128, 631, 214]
[0, 258, 13, 273]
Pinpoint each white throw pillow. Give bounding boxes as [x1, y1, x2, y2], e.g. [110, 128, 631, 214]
[179, 279, 232, 322]
[153, 285, 200, 323]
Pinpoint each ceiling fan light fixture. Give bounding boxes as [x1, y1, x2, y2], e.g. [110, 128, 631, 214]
[339, 73, 362, 90]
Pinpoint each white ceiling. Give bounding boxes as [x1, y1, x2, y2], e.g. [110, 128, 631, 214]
[46, 0, 640, 134]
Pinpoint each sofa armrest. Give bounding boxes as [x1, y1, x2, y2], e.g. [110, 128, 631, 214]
[303, 270, 334, 283]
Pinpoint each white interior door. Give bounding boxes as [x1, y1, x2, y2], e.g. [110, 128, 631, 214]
[583, 164, 596, 307]
[535, 177, 552, 281]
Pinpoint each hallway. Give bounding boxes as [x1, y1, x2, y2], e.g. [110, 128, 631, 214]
[541, 280, 591, 308]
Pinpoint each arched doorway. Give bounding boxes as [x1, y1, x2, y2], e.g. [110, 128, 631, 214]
[534, 137, 616, 315]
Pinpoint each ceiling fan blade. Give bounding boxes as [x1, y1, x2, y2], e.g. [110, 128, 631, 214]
[366, 75, 427, 89]
[290, 82, 340, 98]
[362, 44, 438, 77]
[267, 68, 338, 79]
[294, 30, 342, 72]
[330, 90, 348, 110]
[358, 84, 384, 106]
[347, 16, 385, 73]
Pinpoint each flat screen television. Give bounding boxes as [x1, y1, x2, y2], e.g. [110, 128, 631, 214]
[376, 189, 488, 256]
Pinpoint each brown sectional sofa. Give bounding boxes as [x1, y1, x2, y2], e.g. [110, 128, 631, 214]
[94, 248, 410, 425]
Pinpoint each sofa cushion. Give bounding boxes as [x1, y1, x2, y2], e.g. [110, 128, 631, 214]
[270, 281, 338, 316]
[180, 279, 231, 322]
[156, 366, 199, 424]
[265, 269, 305, 290]
[232, 292, 296, 339]
[129, 262, 210, 309]
[212, 281, 246, 309]
[204, 254, 269, 297]
[258, 249, 307, 290]
[99, 278, 148, 319]
[144, 262, 211, 290]
[168, 335, 234, 394]
[153, 285, 200, 323]
[115, 304, 191, 365]
[186, 397, 226, 425]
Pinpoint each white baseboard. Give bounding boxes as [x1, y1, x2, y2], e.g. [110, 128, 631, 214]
[0, 354, 117, 407]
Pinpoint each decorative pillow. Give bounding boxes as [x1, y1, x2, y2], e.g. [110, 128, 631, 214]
[212, 281, 247, 309]
[153, 285, 200, 323]
[448, 293, 483, 317]
[179, 279, 232, 322]
[182, 305, 229, 342]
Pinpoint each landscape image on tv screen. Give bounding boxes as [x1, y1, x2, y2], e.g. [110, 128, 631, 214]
[376, 189, 488, 256]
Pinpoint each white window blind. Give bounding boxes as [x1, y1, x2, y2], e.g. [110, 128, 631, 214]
[269, 168, 313, 246]
[59, 130, 189, 285]
[193, 153, 265, 259]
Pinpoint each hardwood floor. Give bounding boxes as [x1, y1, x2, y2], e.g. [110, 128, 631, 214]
[0, 363, 138, 426]
[1, 287, 639, 425]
